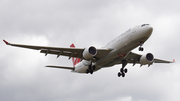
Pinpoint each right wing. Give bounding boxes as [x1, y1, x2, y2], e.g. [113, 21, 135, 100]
[119, 52, 174, 65]
[3, 40, 113, 61]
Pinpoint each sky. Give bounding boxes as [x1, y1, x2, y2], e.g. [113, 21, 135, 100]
[0, 0, 180, 101]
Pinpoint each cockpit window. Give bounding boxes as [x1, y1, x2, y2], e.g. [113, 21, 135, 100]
[141, 24, 149, 27]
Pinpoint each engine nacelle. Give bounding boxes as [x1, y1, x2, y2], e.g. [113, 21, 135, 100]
[83, 46, 97, 60]
[140, 53, 154, 65]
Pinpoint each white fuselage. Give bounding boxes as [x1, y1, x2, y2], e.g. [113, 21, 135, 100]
[74, 24, 153, 73]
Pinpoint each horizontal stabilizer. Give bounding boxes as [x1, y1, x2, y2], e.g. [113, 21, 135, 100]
[46, 65, 74, 70]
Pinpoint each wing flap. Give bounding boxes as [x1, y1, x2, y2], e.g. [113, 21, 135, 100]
[40, 49, 82, 58]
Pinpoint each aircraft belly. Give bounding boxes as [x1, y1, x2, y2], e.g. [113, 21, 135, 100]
[102, 58, 123, 67]
[74, 65, 88, 73]
[96, 38, 145, 68]
[96, 50, 128, 67]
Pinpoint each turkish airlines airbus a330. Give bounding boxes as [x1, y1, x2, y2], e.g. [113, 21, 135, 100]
[3, 24, 174, 77]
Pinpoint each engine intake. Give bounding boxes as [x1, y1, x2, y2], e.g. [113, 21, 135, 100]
[140, 53, 154, 65]
[83, 46, 97, 60]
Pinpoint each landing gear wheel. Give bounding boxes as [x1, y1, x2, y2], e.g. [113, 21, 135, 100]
[88, 65, 91, 70]
[120, 68, 128, 73]
[118, 60, 128, 77]
[124, 68, 128, 73]
[92, 65, 96, 70]
[88, 64, 94, 74]
[122, 73, 125, 77]
[141, 47, 144, 51]
[120, 68, 124, 73]
[138, 41, 144, 51]
[90, 70, 93, 74]
[86, 69, 89, 74]
[139, 47, 144, 51]
[118, 72, 121, 77]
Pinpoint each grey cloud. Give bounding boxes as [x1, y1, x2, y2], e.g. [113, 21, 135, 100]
[0, 0, 180, 101]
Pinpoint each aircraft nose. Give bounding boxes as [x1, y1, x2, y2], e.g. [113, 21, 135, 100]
[132, 24, 153, 42]
[143, 25, 153, 37]
[147, 26, 153, 33]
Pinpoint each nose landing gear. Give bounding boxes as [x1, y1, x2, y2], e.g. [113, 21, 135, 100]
[138, 41, 144, 51]
[139, 47, 144, 51]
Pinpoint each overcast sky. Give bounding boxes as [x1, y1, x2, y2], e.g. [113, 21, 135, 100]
[0, 0, 180, 101]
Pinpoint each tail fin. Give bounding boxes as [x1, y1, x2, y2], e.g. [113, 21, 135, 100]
[70, 43, 81, 67]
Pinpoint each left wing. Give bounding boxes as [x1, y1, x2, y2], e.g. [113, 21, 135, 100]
[3, 40, 113, 61]
[118, 52, 174, 65]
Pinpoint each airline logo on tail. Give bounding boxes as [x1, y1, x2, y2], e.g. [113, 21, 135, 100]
[70, 44, 81, 67]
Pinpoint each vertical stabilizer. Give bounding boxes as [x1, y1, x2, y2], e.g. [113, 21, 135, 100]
[70, 44, 81, 67]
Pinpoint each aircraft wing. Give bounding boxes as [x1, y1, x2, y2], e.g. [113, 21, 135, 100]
[118, 52, 174, 65]
[3, 40, 113, 61]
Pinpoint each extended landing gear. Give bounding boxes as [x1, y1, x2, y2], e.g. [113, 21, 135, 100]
[86, 65, 95, 74]
[118, 60, 128, 77]
[138, 41, 144, 51]
[118, 68, 128, 77]
[139, 47, 144, 51]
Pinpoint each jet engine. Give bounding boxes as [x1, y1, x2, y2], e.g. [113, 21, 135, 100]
[83, 46, 97, 60]
[140, 53, 154, 65]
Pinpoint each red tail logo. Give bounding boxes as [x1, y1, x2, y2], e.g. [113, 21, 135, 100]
[70, 44, 81, 67]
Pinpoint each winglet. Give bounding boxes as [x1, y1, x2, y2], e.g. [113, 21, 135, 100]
[3, 39, 10, 45]
[173, 59, 175, 63]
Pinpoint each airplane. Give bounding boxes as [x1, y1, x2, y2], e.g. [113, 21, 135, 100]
[3, 24, 174, 77]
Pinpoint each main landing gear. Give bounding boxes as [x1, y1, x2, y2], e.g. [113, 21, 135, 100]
[138, 41, 144, 51]
[86, 65, 95, 74]
[118, 60, 128, 77]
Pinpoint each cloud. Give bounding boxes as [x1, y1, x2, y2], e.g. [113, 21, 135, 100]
[0, 0, 179, 101]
